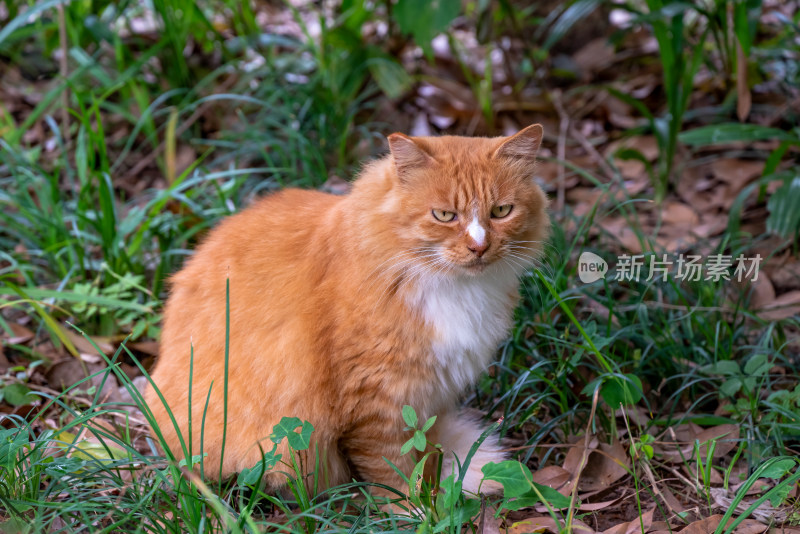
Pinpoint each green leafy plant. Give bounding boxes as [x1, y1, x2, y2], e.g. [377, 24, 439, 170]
[714, 457, 800, 534]
[680, 123, 800, 239]
[393, 0, 460, 59]
[401, 404, 438, 456]
[397, 405, 493, 532]
[611, 1, 706, 202]
[482, 460, 571, 513]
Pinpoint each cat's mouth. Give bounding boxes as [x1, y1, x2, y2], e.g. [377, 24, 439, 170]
[459, 258, 490, 273]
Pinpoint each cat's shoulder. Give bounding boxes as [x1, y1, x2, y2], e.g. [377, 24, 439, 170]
[246, 187, 342, 215]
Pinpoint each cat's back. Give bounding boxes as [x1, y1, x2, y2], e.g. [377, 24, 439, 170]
[173, 188, 341, 284]
[160, 187, 344, 363]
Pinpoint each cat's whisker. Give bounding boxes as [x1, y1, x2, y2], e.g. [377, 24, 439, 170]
[503, 246, 547, 263]
[500, 257, 547, 312]
[505, 244, 546, 256]
[372, 255, 445, 312]
[361, 248, 437, 284]
[506, 252, 554, 278]
[394, 256, 449, 299]
[502, 256, 528, 274]
[509, 240, 559, 255]
[360, 250, 442, 294]
[359, 251, 420, 287]
[504, 252, 554, 279]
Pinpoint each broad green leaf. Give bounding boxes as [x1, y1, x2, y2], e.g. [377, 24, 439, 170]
[401, 438, 415, 456]
[481, 460, 532, 498]
[0, 286, 153, 313]
[600, 374, 643, 408]
[422, 415, 437, 433]
[271, 417, 314, 451]
[530, 481, 572, 507]
[365, 52, 411, 99]
[408, 451, 435, 502]
[499, 483, 571, 510]
[733, 0, 762, 56]
[402, 405, 418, 427]
[393, 0, 460, 56]
[437, 474, 462, 508]
[271, 417, 302, 442]
[767, 175, 800, 238]
[0, 428, 29, 467]
[768, 481, 794, 507]
[433, 497, 480, 532]
[543, 0, 602, 51]
[679, 124, 798, 146]
[238, 446, 280, 486]
[720, 378, 743, 397]
[744, 354, 770, 376]
[2, 383, 37, 406]
[761, 458, 795, 480]
[704, 360, 741, 376]
[413, 430, 427, 452]
[74, 442, 128, 462]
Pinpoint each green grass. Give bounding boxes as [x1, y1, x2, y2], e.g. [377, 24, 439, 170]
[1, 0, 799, 531]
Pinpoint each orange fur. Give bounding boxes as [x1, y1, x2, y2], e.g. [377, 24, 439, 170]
[145, 125, 550, 495]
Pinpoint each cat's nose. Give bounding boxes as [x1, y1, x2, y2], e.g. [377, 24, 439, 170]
[467, 241, 489, 257]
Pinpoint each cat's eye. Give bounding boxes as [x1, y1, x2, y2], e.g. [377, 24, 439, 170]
[432, 209, 456, 222]
[491, 205, 513, 218]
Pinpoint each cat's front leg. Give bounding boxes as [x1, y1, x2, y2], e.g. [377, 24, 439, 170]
[341, 423, 416, 501]
[427, 410, 507, 494]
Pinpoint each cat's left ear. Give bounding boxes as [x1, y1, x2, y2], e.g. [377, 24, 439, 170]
[387, 133, 436, 181]
[493, 124, 544, 161]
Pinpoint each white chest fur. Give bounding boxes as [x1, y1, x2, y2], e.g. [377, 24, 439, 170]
[410, 264, 521, 397]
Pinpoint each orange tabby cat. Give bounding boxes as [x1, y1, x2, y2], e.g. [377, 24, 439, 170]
[146, 124, 549, 496]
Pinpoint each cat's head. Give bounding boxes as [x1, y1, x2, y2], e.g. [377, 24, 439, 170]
[385, 125, 549, 276]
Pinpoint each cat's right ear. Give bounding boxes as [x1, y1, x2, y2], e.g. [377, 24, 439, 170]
[387, 133, 435, 181]
[493, 124, 544, 161]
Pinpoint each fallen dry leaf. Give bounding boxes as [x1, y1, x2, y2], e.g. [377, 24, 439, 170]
[661, 201, 700, 227]
[127, 341, 160, 357]
[602, 508, 654, 534]
[655, 424, 740, 463]
[710, 159, 763, 191]
[563, 437, 630, 492]
[691, 214, 728, 240]
[768, 528, 800, 534]
[681, 515, 724, 534]
[748, 275, 776, 311]
[576, 493, 627, 512]
[61, 326, 115, 356]
[758, 290, 800, 321]
[45, 360, 121, 402]
[598, 217, 646, 253]
[711, 486, 788, 524]
[764, 256, 800, 292]
[573, 37, 616, 80]
[2, 322, 34, 345]
[657, 484, 688, 519]
[681, 515, 766, 534]
[531, 465, 573, 495]
[508, 516, 595, 534]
